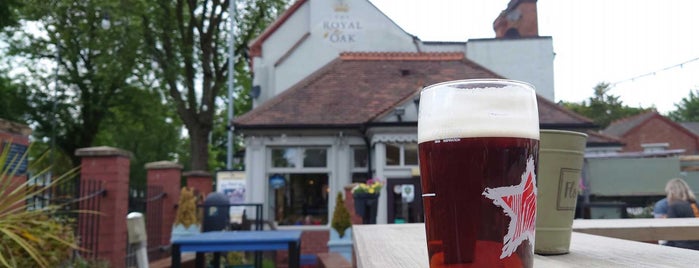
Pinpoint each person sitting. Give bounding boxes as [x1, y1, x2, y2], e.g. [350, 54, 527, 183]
[653, 197, 668, 218]
[664, 178, 699, 250]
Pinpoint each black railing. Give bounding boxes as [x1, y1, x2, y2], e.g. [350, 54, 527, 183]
[31, 177, 106, 261]
[76, 180, 106, 260]
[198, 203, 264, 231]
[127, 184, 166, 263]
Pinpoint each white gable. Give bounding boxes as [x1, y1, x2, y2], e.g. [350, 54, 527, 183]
[251, 0, 556, 107]
[252, 0, 419, 106]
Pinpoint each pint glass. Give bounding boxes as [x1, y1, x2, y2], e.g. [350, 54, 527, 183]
[418, 80, 539, 268]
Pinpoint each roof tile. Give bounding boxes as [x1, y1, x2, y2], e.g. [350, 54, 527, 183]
[235, 52, 593, 129]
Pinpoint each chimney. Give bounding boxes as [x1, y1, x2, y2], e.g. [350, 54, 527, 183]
[493, 0, 539, 38]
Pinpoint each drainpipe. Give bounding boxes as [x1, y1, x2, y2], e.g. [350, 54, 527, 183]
[360, 124, 373, 178]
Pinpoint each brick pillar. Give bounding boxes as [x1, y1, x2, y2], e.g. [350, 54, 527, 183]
[0, 119, 32, 194]
[76, 146, 131, 267]
[184, 170, 213, 200]
[145, 161, 182, 250]
[344, 185, 362, 225]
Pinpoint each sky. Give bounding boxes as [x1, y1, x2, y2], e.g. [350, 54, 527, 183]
[369, 0, 699, 114]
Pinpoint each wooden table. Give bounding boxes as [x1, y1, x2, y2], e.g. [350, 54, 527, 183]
[572, 218, 699, 241]
[171, 230, 302, 268]
[353, 223, 699, 267]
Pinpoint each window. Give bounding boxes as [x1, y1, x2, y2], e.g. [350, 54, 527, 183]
[384, 142, 419, 167]
[268, 147, 329, 226]
[404, 143, 418, 165]
[353, 147, 368, 168]
[303, 149, 327, 167]
[271, 174, 329, 226]
[386, 143, 401, 166]
[352, 147, 369, 183]
[270, 147, 328, 169]
[272, 148, 297, 168]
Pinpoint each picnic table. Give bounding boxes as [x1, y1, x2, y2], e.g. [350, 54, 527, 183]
[171, 230, 302, 268]
[353, 223, 699, 267]
[572, 218, 699, 241]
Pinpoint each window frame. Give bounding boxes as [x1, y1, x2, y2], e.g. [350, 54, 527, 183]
[384, 142, 419, 167]
[268, 146, 330, 172]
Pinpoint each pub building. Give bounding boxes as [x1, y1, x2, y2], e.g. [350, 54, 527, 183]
[234, 0, 595, 229]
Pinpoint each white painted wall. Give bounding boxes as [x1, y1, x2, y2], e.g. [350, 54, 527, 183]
[252, 0, 419, 105]
[244, 133, 365, 226]
[245, 0, 559, 227]
[421, 42, 466, 53]
[466, 37, 555, 101]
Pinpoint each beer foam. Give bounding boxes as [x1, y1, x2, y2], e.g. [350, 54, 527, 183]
[418, 80, 540, 143]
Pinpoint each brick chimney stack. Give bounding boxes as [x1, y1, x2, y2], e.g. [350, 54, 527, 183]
[493, 0, 539, 38]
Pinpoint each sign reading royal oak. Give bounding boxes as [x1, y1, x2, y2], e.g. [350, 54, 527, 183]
[323, 15, 362, 43]
[314, 0, 365, 47]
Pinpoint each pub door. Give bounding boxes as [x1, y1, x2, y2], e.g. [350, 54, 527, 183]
[387, 178, 424, 223]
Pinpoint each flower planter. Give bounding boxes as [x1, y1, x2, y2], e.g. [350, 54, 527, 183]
[171, 224, 201, 242]
[353, 193, 379, 224]
[328, 228, 353, 262]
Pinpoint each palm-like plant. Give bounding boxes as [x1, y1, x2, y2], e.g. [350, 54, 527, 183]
[0, 143, 80, 268]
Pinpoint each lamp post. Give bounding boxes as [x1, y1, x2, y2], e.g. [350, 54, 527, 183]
[50, 39, 59, 177]
[226, 1, 237, 169]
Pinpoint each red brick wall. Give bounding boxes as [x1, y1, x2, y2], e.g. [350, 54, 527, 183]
[494, 0, 539, 38]
[77, 147, 132, 268]
[344, 186, 363, 225]
[301, 230, 329, 254]
[185, 171, 213, 200]
[276, 230, 330, 268]
[621, 117, 699, 154]
[0, 120, 31, 210]
[146, 161, 183, 252]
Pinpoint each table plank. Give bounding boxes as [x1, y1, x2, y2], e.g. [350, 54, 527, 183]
[171, 230, 303, 268]
[171, 230, 303, 245]
[572, 218, 699, 241]
[353, 224, 429, 268]
[353, 223, 699, 268]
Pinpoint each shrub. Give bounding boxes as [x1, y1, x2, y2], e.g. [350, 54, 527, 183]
[0, 143, 80, 268]
[331, 192, 352, 238]
[174, 187, 199, 227]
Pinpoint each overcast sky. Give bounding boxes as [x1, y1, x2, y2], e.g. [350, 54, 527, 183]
[369, 0, 699, 114]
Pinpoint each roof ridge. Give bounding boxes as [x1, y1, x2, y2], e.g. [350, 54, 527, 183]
[608, 110, 656, 127]
[586, 130, 623, 142]
[537, 96, 595, 125]
[249, 0, 308, 58]
[340, 52, 465, 61]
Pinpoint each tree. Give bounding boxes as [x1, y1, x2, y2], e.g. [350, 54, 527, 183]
[94, 85, 185, 185]
[561, 82, 648, 128]
[0, 75, 29, 122]
[140, 0, 288, 170]
[0, 0, 22, 30]
[0, 0, 27, 122]
[667, 89, 699, 122]
[8, 0, 146, 166]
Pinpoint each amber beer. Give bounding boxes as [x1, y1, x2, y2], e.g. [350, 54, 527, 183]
[418, 80, 539, 268]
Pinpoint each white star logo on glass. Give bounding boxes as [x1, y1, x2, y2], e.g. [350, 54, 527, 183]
[482, 156, 537, 259]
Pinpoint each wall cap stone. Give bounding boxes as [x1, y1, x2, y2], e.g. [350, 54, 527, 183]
[145, 161, 183, 170]
[75, 146, 133, 158]
[0, 118, 32, 136]
[183, 170, 212, 177]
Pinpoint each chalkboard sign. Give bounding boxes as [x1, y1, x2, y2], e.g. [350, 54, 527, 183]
[2, 142, 28, 175]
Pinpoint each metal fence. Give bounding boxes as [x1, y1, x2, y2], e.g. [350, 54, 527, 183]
[127, 184, 166, 264]
[30, 175, 106, 261]
[75, 179, 106, 260]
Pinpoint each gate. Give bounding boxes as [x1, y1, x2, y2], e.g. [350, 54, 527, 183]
[127, 184, 166, 263]
[30, 174, 106, 261]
